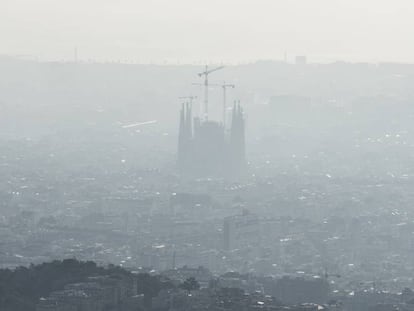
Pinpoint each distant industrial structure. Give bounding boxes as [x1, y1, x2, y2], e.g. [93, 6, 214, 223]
[177, 66, 246, 178]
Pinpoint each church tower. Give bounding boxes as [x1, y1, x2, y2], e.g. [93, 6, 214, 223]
[177, 101, 246, 179]
[229, 102, 246, 178]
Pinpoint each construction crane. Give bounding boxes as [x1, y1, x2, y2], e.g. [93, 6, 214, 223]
[197, 65, 224, 121]
[178, 95, 197, 105]
[218, 82, 235, 129]
[203, 81, 235, 128]
[191, 81, 234, 127]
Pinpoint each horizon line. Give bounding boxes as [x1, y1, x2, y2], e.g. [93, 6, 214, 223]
[3, 54, 414, 67]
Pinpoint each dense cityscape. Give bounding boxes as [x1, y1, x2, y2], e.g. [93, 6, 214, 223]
[1, 55, 414, 311]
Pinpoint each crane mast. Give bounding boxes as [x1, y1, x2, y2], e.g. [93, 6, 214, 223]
[220, 82, 235, 129]
[198, 65, 224, 121]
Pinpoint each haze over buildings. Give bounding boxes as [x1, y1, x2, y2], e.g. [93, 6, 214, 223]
[3, 1, 414, 311]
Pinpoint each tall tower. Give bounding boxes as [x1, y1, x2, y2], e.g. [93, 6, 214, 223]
[229, 102, 246, 177]
[178, 103, 192, 172]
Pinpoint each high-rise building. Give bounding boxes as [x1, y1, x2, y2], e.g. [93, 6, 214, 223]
[177, 102, 246, 179]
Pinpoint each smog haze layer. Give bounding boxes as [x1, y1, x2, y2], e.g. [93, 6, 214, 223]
[2, 0, 414, 63]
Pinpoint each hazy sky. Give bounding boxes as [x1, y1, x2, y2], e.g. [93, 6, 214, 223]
[2, 0, 414, 63]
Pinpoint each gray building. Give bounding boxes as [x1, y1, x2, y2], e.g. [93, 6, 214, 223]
[178, 102, 246, 179]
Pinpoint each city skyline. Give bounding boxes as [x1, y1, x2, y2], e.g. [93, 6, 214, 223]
[2, 0, 414, 64]
[3, 2, 414, 310]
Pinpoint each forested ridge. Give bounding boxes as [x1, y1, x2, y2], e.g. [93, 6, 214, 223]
[0, 259, 169, 311]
